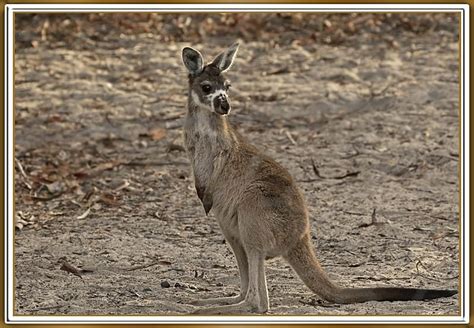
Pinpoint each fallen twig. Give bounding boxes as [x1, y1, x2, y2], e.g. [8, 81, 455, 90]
[348, 261, 367, 268]
[73, 160, 124, 180]
[341, 151, 360, 159]
[104, 112, 116, 127]
[113, 180, 130, 192]
[311, 159, 323, 178]
[343, 211, 366, 216]
[299, 298, 340, 308]
[415, 260, 459, 282]
[29, 192, 64, 202]
[59, 258, 83, 280]
[358, 208, 383, 228]
[15, 158, 32, 189]
[369, 78, 409, 99]
[333, 170, 361, 180]
[77, 207, 91, 220]
[285, 130, 297, 145]
[310, 159, 361, 180]
[265, 66, 290, 76]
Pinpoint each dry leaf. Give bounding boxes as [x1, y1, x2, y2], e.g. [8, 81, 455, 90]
[77, 207, 91, 219]
[46, 114, 64, 123]
[92, 203, 102, 211]
[73, 160, 123, 180]
[113, 180, 130, 192]
[15, 218, 28, 230]
[150, 128, 167, 141]
[99, 193, 119, 206]
[46, 181, 64, 194]
[15, 212, 36, 230]
[29, 192, 63, 202]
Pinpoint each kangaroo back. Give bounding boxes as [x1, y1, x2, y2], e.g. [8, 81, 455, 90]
[284, 234, 457, 304]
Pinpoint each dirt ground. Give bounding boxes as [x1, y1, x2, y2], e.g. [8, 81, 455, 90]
[13, 13, 460, 317]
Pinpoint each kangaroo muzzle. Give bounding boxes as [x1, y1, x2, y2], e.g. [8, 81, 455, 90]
[213, 93, 231, 115]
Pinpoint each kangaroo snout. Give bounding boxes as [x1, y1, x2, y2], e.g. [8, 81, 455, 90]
[214, 95, 231, 115]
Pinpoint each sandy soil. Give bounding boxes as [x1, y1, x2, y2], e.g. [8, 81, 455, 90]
[13, 13, 460, 317]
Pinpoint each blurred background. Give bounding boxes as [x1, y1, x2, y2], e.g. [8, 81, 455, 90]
[16, 13, 458, 49]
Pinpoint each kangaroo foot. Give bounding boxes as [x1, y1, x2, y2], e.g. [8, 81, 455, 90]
[191, 301, 268, 315]
[190, 295, 244, 306]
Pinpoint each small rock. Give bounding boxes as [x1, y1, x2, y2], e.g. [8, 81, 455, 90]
[143, 287, 152, 292]
[175, 282, 187, 288]
[160, 280, 171, 288]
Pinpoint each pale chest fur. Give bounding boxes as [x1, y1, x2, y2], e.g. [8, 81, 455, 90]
[184, 105, 250, 223]
[184, 110, 234, 201]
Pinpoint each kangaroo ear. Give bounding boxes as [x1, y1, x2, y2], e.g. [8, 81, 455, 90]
[182, 47, 204, 76]
[211, 42, 239, 72]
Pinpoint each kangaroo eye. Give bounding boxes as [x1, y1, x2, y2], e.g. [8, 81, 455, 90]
[202, 85, 212, 94]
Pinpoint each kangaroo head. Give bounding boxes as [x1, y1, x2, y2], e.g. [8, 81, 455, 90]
[182, 43, 239, 115]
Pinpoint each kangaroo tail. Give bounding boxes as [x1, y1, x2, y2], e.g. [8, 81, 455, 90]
[284, 234, 457, 304]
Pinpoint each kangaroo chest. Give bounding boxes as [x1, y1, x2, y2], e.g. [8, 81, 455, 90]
[184, 111, 230, 214]
[185, 112, 219, 181]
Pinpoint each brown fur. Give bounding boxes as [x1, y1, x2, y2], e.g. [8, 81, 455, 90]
[182, 44, 457, 314]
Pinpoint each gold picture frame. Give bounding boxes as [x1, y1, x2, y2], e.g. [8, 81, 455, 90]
[4, 2, 469, 327]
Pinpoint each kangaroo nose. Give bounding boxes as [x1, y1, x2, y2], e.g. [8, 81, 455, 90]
[220, 99, 230, 112]
[213, 93, 231, 115]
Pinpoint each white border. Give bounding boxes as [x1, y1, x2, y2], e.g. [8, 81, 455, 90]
[460, 4, 470, 326]
[5, 3, 15, 325]
[2, 3, 471, 11]
[5, 4, 469, 325]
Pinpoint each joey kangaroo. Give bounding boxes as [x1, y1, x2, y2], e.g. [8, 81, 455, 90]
[181, 43, 457, 314]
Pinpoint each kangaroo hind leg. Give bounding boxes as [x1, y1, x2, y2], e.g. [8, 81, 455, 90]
[191, 237, 249, 307]
[192, 249, 268, 314]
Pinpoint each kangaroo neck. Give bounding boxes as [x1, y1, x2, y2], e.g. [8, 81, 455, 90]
[185, 99, 240, 215]
[186, 100, 238, 153]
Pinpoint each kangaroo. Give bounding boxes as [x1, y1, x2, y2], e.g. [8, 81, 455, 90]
[181, 43, 457, 314]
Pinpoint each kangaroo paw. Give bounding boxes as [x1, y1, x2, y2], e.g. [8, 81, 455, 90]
[191, 301, 268, 315]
